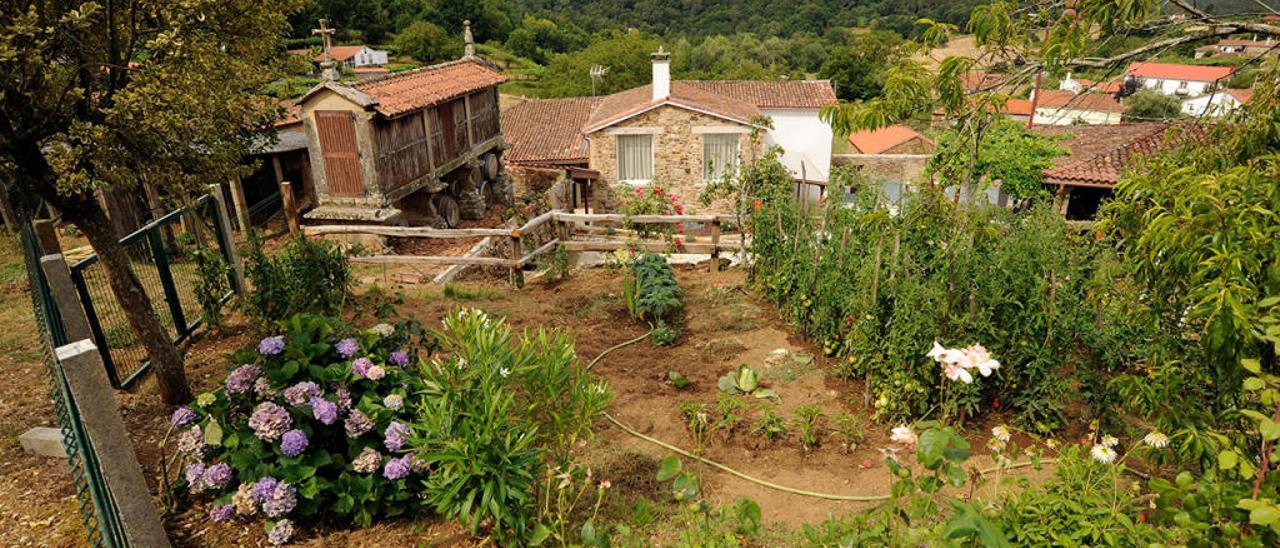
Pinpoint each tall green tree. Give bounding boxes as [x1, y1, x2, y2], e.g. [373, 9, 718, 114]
[396, 20, 461, 64]
[541, 30, 660, 97]
[1, 0, 300, 404]
[1123, 89, 1183, 121]
[818, 29, 907, 101]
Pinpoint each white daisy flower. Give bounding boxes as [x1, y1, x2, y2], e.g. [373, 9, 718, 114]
[991, 425, 1011, 442]
[1142, 431, 1169, 449]
[1090, 444, 1117, 464]
[1101, 435, 1119, 448]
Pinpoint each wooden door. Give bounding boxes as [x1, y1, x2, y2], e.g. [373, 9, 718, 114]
[314, 110, 366, 197]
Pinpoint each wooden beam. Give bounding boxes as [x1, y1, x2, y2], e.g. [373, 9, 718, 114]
[350, 255, 515, 267]
[517, 238, 559, 265]
[305, 225, 511, 238]
[554, 212, 738, 224]
[280, 181, 300, 236]
[228, 176, 251, 233]
[561, 240, 741, 254]
[517, 210, 557, 234]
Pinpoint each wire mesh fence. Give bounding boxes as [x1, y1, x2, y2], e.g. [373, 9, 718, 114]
[69, 195, 236, 388]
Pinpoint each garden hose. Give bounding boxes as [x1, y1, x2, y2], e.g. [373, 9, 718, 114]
[585, 330, 651, 370]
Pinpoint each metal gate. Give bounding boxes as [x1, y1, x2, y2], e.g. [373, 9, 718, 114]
[68, 195, 237, 388]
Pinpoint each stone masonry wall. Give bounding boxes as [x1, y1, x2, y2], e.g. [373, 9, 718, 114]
[587, 106, 759, 213]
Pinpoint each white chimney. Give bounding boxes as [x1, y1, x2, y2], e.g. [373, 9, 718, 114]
[651, 46, 671, 101]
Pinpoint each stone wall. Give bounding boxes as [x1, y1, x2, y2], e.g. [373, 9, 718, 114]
[587, 106, 758, 212]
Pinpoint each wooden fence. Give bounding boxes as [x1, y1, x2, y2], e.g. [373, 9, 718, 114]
[302, 211, 745, 286]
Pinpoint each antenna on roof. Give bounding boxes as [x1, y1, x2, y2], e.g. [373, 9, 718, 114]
[590, 64, 609, 97]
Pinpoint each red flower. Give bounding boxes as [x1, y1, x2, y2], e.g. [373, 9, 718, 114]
[653, 188, 664, 197]
[674, 237, 685, 250]
[634, 188, 643, 196]
[992, 398, 1001, 409]
[753, 199, 763, 211]
[675, 204, 685, 214]
[676, 223, 685, 234]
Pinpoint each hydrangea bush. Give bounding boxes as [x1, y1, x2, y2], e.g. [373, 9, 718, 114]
[165, 314, 426, 543]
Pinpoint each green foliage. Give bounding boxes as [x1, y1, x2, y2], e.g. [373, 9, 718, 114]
[541, 30, 662, 97]
[927, 119, 1068, 200]
[395, 21, 462, 64]
[163, 314, 427, 533]
[832, 411, 864, 452]
[1123, 89, 1183, 121]
[717, 364, 781, 403]
[623, 252, 684, 342]
[616, 181, 685, 240]
[191, 245, 230, 331]
[505, 16, 587, 65]
[749, 157, 1101, 430]
[667, 369, 691, 390]
[818, 30, 908, 101]
[412, 309, 611, 542]
[791, 404, 826, 450]
[714, 393, 746, 433]
[752, 407, 788, 441]
[244, 236, 352, 324]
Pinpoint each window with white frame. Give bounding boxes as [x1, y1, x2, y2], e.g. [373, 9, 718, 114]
[616, 134, 654, 183]
[702, 134, 739, 183]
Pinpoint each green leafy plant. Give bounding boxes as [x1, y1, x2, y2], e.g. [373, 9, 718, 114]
[623, 252, 684, 345]
[680, 403, 712, 455]
[667, 370, 691, 390]
[832, 411, 864, 453]
[243, 236, 352, 324]
[753, 407, 788, 442]
[191, 245, 229, 331]
[718, 364, 780, 403]
[530, 463, 612, 547]
[792, 404, 826, 451]
[714, 393, 746, 434]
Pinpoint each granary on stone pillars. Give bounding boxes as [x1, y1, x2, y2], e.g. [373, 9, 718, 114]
[297, 21, 512, 227]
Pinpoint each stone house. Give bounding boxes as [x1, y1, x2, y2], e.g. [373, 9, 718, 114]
[847, 125, 935, 155]
[502, 49, 836, 212]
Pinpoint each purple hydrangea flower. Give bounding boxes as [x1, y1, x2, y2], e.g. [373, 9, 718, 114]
[267, 519, 294, 546]
[282, 381, 321, 406]
[258, 336, 286, 356]
[248, 402, 293, 442]
[310, 397, 338, 425]
[388, 350, 410, 367]
[185, 463, 207, 492]
[344, 409, 374, 438]
[170, 406, 196, 427]
[203, 462, 233, 487]
[262, 481, 296, 517]
[382, 455, 411, 480]
[280, 429, 308, 458]
[177, 426, 204, 456]
[226, 364, 262, 395]
[352, 357, 374, 379]
[335, 338, 359, 359]
[209, 503, 234, 523]
[366, 365, 386, 381]
[335, 387, 352, 413]
[410, 454, 429, 473]
[251, 477, 279, 504]
[383, 422, 410, 452]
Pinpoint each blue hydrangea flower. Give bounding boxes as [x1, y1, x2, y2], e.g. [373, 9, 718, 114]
[382, 455, 411, 480]
[282, 381, 321, 406]
[335, 338, 359, 359]
[251, 477, 279, 504]
[209, 504, 234, 523]
[203, 462, 233, 487]
[258, 336, 286, 356]
[280, 429, 308, 458]
[185, 463, 207, 492]
[351, 357, 374, 379]
[267, 519, 294, 545]
[262, 482, 296, 517]
[170, 406, 195, 427]
[310, 397, 338, 425]
[225, 364, 261, 395]
[383, 422, 409, 451]
[388, 350, 409, 367]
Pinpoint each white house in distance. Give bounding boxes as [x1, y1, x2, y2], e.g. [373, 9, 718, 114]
[1031, 89, 1124, 125]
[501, 48, 836, 211]
[314, 45, 389, 68]
[1123, 62, 1234, 97]
[1182, 88, 1253, 117]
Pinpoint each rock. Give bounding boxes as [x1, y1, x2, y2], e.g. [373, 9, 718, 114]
[18, 427, 67, 458]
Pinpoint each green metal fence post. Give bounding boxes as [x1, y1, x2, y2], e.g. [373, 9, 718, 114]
[147, 229, 188, 338]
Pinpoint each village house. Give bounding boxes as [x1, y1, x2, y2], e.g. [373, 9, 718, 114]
[1059, 73, 1122, 95]
[1123, 62, 1234, 97]
[847, 125, 935, 155]
[1030, 89, 1124, 125]
[314, 44, 389, 69]
[1181, 88, 1253, 117]
[502, 48, 836, 211]
[1194, 37, 1279, 59]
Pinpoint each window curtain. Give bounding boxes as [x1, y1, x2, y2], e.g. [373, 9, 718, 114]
[617, 134, 653, 182]
[703, 134, 739, 182]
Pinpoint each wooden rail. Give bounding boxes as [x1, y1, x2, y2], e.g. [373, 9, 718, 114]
[305, 225, 510, 238]
[553, 212, 739, 224]
[350, 255, 515, 267]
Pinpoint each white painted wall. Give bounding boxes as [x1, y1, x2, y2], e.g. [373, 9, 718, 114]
[352, 48, 389, 67]
[762, 108, 833, 185]
[1129, 77, 1213, 97]
[1033, 107, 1122, 125]
[1182, 93, 1244, 117]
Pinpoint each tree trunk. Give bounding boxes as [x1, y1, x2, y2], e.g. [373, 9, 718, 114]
[9, 145, 191, 404]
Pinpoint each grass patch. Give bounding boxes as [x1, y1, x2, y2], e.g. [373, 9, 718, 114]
[420, 284, 507, 302]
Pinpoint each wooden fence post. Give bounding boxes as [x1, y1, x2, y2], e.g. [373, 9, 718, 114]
[229, 176, 252, 234]
[42, 253, 172, 547]
[207, 185, 246, 293]
[509, 229, 524, 288]
[280, 181, 300, 236]
[708, 220, 721, 272]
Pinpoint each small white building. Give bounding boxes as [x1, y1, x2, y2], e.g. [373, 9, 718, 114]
[1031, 90, 1124, 126]
[1181, 88, 1253, 117]
[1123, 62, 1234, 97]
[314, 45, 389, 68]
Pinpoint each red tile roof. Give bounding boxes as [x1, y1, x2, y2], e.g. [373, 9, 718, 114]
[1125, 62, 1234, 82]
[963, 71, 1005, 91]
[1038, 122, 1199, 187]
[679, 80, 837, 109]
[847, 125, 933, 154]
[1225, 88, 1254, 103]
[1069, 78, 1122, 94]
[1004, 98, 1034, 116]
[502, 97, 600, 165]
[1035, 89, 1125, 112]
[353, 67, 389, 74]
[315, 45, 367, 63]
[353, 60, 506, 117]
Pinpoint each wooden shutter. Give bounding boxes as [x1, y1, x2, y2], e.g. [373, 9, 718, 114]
[314, 111, 365, 197]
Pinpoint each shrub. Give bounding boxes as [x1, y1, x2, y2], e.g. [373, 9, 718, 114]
[244, 236, 352, 324]
[410, 309, 611, 542]
[163, 314, 426, 543]
[192, 245, 230, 330]
[615, 180, 686, 240]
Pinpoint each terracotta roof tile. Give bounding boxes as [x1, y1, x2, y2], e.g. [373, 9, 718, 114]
[678, 80, 837, 108]
[1035, 89, 1125, 112]
[1125, 62, 1234, 82]
[1226, 88, 1254, 103]
[584, 83, 764, 132]
[353, 60, 506, 117]
[1037, 122, 1199, 187]
[847, 125, 932, 154]
[502, 97, 600, 164]
[1004, 98, 1034, 116]
[315, 45, 367, 62]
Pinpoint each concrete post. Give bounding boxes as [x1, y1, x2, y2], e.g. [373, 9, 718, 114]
[33, 219, 62, 256]
[207, 185, 246, 293]
[40, 254, 92, 342]
[56, 339, 172, 548]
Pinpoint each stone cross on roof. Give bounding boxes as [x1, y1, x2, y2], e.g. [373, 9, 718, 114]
[312, 19, 340, 82]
